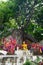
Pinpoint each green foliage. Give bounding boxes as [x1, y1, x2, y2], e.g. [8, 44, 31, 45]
[34, 5, 43, 27]
[0, 0, 43, 41]
[24, 20, 43, 41]
[23, 60, 37, 65]
[35, 56, 41, 63]
[23, 60, 31, 65]
[9, 18, 18, 28]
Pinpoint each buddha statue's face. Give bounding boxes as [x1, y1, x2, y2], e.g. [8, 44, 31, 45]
[23, 41, 25, 44]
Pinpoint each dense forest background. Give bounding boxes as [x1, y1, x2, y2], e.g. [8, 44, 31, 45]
[0, 0, 43, 42]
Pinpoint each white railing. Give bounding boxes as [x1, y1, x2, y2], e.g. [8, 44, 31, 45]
[0, 55, 43, 65]
[0, 50, 43, 65]
[0, 55, 24, 65]
[0, 55, 18, 58]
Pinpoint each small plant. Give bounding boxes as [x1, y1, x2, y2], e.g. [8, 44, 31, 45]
[23, 60, 31, 65]
[23, 60, 37, 65]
